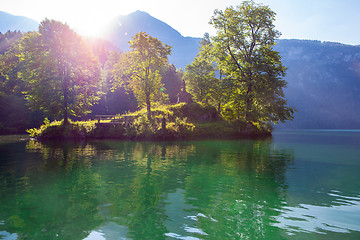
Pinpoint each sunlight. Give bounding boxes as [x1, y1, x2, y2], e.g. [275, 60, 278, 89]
[59, 3, 116, 38]
[46, 0, 155, 38]
[72, 18, 110, 38]
[34, 0, 123, 38]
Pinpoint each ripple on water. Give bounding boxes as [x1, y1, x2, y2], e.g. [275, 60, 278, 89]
[273, 191, 360, 235]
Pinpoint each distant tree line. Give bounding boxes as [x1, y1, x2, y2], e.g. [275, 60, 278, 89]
[0, 30, 23, 54]
[0, 0, 294, 134]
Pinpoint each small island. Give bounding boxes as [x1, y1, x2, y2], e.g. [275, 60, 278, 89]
[27, 102, 272, 140]
[1, 1, 294, 140]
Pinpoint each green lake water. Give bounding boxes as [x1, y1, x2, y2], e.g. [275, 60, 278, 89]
[0, 130, 359, 240]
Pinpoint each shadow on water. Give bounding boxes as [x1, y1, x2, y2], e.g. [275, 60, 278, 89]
[1, 134, 355, 239]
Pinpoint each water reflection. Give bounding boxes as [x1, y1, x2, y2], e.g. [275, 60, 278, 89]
[274, 190, 360, 235]
[271, 130, 360, 239]
[0, 135, 357, 239]
[0, 141, 103, 240]
[0, 139, 294, 240]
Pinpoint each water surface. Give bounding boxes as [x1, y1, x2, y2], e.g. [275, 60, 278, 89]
[0, 130, 359, 239]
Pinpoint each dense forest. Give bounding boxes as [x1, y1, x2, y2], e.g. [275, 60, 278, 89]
[0, 1, 294, 136]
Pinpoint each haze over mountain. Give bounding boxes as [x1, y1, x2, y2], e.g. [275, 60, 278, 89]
[275, 40, 360, 129]
[103, 11, 201, 69]
[1, 10, 360, 129]
[0, 11, 38, 33]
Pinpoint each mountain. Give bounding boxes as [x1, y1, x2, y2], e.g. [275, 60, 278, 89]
[275, 40, 360, 129]
[103, 11, 201, 69]
[0, 11, 38, 33]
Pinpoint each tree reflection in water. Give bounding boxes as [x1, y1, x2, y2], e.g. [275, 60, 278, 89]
[0, 139, 294, 240]
[0, 141, 103, 240]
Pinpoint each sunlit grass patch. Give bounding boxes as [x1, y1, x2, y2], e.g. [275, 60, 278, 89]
[27, 103, 271, 140]
[26, 118, 97, 139]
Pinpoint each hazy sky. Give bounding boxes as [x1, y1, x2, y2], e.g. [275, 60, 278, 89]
[1, 0, 359, 45]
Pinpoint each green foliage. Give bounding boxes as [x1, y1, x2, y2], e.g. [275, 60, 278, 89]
[0, 36, 27, 96]
[92, 50, 137, 116]
[18, 19, 101, 122]
[27, 118, 97, 139]
[112, 32, 172, 119]
[28, 102, 271, 140]
[168, 116, 195, 136]
[210, 0, 295, 124]
[0, 31, 23, 54]
[26, 119, 61, 138]
[160, 64, 183, 103]
[168, 102, 217, 122]
[43, 117, 50, 126]
[185, 34, 222, 107]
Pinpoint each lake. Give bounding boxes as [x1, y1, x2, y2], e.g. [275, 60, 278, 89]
[0, 130, 359, 240]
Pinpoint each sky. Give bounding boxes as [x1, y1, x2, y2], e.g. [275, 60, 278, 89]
[1, 0, 359, 45]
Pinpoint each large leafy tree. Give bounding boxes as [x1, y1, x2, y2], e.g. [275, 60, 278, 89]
[0, 32, 39, 133]
[112, 32, 171, 119]
[210, 0, 294, 124]
[185, 33, 222, 109]
[0, 32, 26, 95]
[18, 19, 101, 123]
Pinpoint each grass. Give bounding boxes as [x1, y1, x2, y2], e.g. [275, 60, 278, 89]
[28, 103, 272, 140]
[27, 118, 97, 139]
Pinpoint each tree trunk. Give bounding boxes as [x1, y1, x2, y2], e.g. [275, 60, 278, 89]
[146, 98, 151, 120]
[63, 67, 69, 126]
[63, 80, 68, 125]
[245, 83, 253, 122]
[63, 105, 68, 125]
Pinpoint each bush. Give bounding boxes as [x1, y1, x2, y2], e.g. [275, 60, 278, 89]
[27, 118, 97, 139]
[28, 103, 271, 140]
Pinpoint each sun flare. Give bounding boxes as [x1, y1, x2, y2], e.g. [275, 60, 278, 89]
[36, 0, 124, 38]
[72, 18, 110, 38]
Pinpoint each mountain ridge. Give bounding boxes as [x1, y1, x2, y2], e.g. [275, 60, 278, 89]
[275, 39, 360, 129]
[0, 11, 38, 33]
[103, 10, 201, 69]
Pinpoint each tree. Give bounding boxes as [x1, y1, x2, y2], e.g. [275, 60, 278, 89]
[185, 33, 222, 109]
[210, 0, 294, 124]
[0, 30, 23, 54]
[18, 19, 101, 124]
[92, 50, 137, 116]
[0, 32, 40, 133]
[0, 34, 26, 95]
[99, 50, 122, 114]
[159, 63, 183, 103]
[112, 32, 172, 119]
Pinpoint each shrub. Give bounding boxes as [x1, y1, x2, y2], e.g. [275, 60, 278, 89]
[27, 119, 97, 139]
[28, 103, 271, 140]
